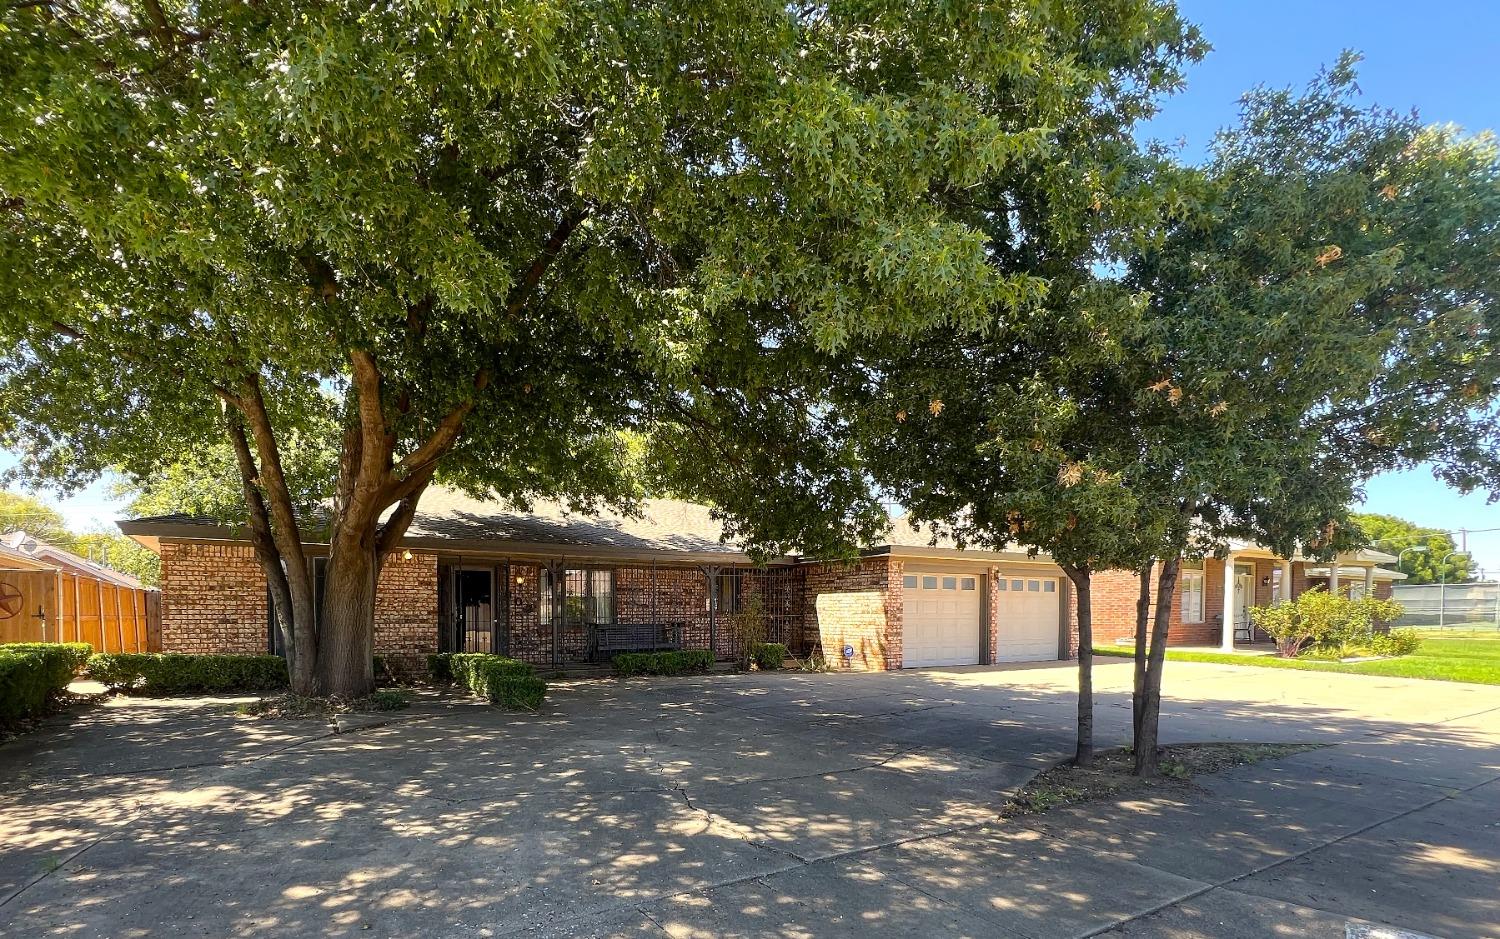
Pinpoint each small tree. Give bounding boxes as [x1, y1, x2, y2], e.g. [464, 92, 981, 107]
[1121, 59, 1500, 774]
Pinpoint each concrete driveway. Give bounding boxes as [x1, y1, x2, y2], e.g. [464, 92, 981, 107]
[1, 660, 1497, 938]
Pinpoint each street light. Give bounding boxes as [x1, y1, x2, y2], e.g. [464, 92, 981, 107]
[1396, 545, 1430, 570]
[1440, 551, 1470, 630]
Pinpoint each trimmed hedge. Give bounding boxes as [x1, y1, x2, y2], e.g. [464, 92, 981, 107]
[87, 653, 289, 695]
[750, 642, 788, 671]
[612, 649, 714, 677]
[431, 653, 546, 710]
[0, 642, 93, 721]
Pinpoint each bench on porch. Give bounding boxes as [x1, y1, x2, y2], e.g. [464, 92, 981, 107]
[589, 622, 686, 662]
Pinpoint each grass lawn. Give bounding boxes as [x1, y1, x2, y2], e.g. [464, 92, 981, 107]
[1094, 636, 1500, 686]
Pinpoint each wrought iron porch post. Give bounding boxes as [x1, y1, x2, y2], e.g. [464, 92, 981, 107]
[702, 564, 722, 660]
[549, 559, 565, 669]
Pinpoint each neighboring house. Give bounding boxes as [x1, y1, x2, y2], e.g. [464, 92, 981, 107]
[0, 530, 159, 650]
[1092, 543, 1404, 651]
[118, 487, 1072, 676]
[117, 488, 1405, 674]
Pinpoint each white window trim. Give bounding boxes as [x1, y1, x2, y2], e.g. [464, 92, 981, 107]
[1180, 570, 1205, 624]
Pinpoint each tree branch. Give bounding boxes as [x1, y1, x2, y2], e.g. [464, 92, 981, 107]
[505, 205, 588, 318]
[226, 410, 295, 670]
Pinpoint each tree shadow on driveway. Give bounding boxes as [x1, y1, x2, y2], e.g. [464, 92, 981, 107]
[0, 661, 1496, 937]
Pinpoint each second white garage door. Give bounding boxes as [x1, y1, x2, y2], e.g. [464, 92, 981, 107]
[903, 573, 982, 667]
[995, 576, 1062, 662]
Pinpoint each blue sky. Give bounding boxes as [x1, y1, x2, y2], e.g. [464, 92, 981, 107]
[1142, 0, 1500, 574]
[4, 0, 1499, 573]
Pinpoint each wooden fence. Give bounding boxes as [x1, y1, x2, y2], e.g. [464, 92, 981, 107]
[0, 569, 160, 652]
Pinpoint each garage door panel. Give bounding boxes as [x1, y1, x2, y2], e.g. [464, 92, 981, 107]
[902, 572, 981, 668]
[994, 577, 1060, 663]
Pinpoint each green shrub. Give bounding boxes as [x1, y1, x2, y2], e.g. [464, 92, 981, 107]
[612, 649, 714, 677]
[1250, 589, 1407, 658]
[750, 642, 787, 671]
[444, 653, 546, 710]
[730, 596, 768, 670]
[87, 653, 289, 695]
[0, 642, 93, 721]
[1371, 627, 1423, 657]
[365, 689, 410, 711]
[427, 653, 454, 683]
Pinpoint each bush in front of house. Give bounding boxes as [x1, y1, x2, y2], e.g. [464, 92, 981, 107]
[612, 650, 714, 677]
[1250, 589, 1408, 659]
[1371, 627, 1423, 657]
[86, 653, 289, 695]
[0, 642, 94, 721]
[434, 653, 547, 710]
[750, 642, 787, 671]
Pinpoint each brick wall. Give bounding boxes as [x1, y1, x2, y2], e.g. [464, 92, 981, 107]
[374, 552, 438, 677]
[802, 557, 901, 671]
[159, 542, 269, 654]
[159, 541, 440, 669]
[1093, 557, 1321, 647]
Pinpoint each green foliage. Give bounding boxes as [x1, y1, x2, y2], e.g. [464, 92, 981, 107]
[441, 654, 545, 710]
[0, 642, 92, 721]
[612, 650, 714, 678]
[1371, 628, 1424, 657]
[0, 493, 157, 585]
[87, 653, 289, 696]
[729, 595, 768, 670]
[1350, 513, 1469, 584]
[1250, 589, 1406, 659]
[426, 653, 454, 685]
[749, 642, 787, 671]
[0, 491, 69, 543]
[364, 689, 410, 712]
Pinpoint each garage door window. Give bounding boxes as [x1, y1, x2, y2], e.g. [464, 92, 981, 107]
[1028, 580, 1040, 591]
[1044, 581, 1055, 593]
[903, 575, 917, 588]
[922, 576, 937, 589]
[961, 577, 976, 590]
[942, 576, 957, 589]
[995, 580, 1007, 591]
[1011, 579, 1023, 591]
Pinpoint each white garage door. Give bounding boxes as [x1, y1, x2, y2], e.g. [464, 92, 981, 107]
[902, 573, 982, 668]
[995, 576, 1061, 662]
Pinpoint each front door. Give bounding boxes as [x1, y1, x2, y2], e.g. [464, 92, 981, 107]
[455, 567, 495, 653]
[1233, 567, 1254, 641]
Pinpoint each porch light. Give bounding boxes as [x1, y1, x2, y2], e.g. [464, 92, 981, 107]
[402, 549, 413, 561]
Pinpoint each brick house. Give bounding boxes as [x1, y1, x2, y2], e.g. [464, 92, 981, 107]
[118, 489, 1404, 674]
[1091, 542, 1404, 651]
[118, 487, 1075, 676]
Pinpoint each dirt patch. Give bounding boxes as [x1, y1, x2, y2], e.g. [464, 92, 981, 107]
[1005, 742, 1323, 817]
[231, 689, 411, 720]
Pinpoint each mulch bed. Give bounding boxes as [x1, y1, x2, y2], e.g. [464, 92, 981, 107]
[1004, 742, 1323, 817]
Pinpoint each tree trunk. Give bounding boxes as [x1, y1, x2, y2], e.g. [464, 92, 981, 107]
[1063, 564, 1094, 768]
[1134, 555, 1182, 777]
[1131, 560, 1153, 748]
[316, 531, 379, 698]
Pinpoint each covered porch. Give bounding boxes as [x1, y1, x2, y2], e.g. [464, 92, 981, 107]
[432, 553, 808, 669]
[1213, 545, 1401, 652]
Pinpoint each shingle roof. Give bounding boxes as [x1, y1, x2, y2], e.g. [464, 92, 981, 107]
[121, 486, 754, 561]
[0, 530, 148, 588]
[398, 487, 741, 555]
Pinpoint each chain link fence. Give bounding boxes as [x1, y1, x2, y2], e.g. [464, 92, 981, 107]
[1391, 582, 1500, 630]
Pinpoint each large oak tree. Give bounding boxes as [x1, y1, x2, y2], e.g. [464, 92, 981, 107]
[1, 0, 1203, 696]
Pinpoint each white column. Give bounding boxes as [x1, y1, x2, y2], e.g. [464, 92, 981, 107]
[1221, 554, 1237, 651]
[1363, 565, 1375, 599]
[1328, 555, 1340, 597]
[1280, 559, 1294, 603]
